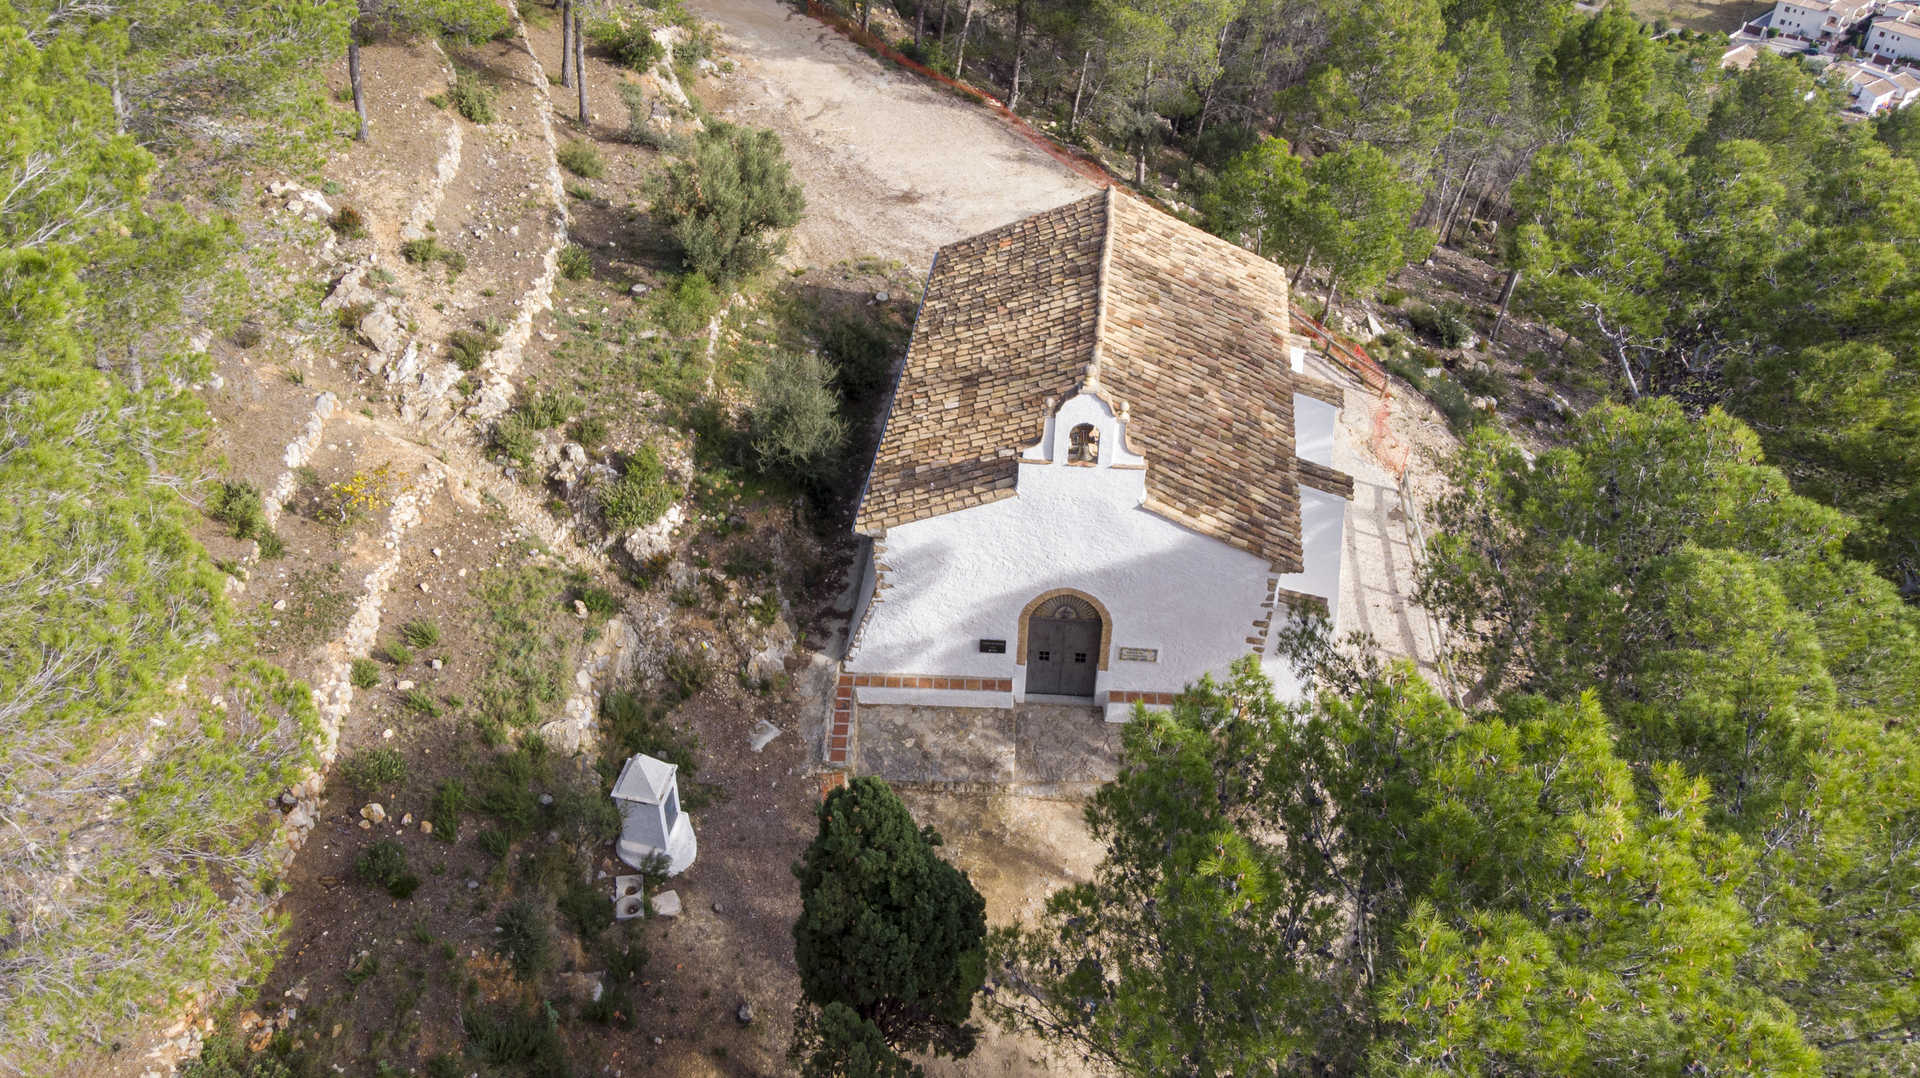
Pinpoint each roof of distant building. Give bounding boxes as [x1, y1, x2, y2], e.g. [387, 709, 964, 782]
[1873, 15, 1920, 39]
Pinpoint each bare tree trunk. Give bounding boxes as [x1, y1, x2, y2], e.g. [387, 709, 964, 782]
[1321, 275, 1339, 321]
[937, 0, 949, 45]
[1008, 0, 1029, 109]
[560, 0, 572, 88]
[1194, 23, 1230, 137]
[861, 0, 871, 31]
[1463, 183, 1491, 241]
[574, 8, 588, 123]
[1290, 248, 1314, 290]
[915, 0, 926, 47]
[349, 32, 369, 141]
[1592, 309, 1642, 398]
[1133, 58, 1152, 186]
[1441, 164, 1477, 246]
[955, 0, 974, 78]
[1422, 150, 1456, 230]
[1069, 48, 1090, 134]
[1490, 268, 1520, 342]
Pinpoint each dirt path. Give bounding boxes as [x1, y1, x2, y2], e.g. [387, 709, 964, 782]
[687, 0, 1095, 268]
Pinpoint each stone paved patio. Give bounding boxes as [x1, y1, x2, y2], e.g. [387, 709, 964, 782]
[854, 702, 1121, 792]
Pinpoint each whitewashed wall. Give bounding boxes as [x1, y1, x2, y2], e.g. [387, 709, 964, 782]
[1293, 394, 1338, 468]
[1261, 485, 1348, 700]
[851, 392, 1278, 708]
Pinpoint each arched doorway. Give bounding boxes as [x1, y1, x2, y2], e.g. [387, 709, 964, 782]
[1021, 592, 1105, 697]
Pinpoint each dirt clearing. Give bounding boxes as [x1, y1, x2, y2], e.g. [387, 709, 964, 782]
[687, 0, 1096, 268]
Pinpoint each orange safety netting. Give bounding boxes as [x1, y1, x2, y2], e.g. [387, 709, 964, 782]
[1292, 313, 1408, 478]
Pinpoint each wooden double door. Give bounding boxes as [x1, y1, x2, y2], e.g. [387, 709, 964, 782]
[1026, 615, 1100, 697]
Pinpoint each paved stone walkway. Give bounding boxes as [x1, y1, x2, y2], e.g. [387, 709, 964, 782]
[854, 702, 1120, 792]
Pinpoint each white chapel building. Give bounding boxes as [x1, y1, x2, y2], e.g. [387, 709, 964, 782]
[827, 188, 1352, 757]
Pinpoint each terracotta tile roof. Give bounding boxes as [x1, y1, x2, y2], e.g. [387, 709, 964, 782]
[1874, 15, 1920, 38]
[855, 189, 1330, 571]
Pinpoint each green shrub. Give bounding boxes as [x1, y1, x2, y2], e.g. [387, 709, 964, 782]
[820, 312, 900, 404]
[208, 480, 267, 540]
[556, 139, 605, 179]
[495, 899, 552, 977]
[400, 619, 440, 648]
[600, 444, 676, 530]
[670, 22, 714, 76]
[335, 300, 372, 331]
[448, 67, 496, 124]
[328, 206, 367, 238]
[601, 928, 650, 983]
[354, 839, 420, 899]
[747, 590, 779, 626]
[492, 412, 540, 466]
[448, 325, 500, 371]
[1377, 286, 1408, 307]
[570, 414, 609, 448]
[340, 747, 407, 791]
[565, 178, 596, 201]
[343, 951, 380, 986]
[648, 123, 804, 282]
[590, 19, 665, 70]
[428, 778, 468, 841]
[473, 748, 542, 832]
[1408, 302, 1470, 348]
[1425, 374, 1483, 431]
[654, 271, 719, 336]
[400, 237, 467, 277]
[256, 530, 287, 559]
[662, 646, 712, 701]
[575, 584, 619, 616]
[477, 826, 512, 859]
[558, 243, 593, 281]
[377, 639, 413, 665]
[1458, 361, 1508, 401]
[463, 1003, 568, 1073]
[558, 878, 612, 940]
[630, 120, 693, 155]
[581, 984, 636, 1028]
[400, 687, 441, 716]
[749, 351, 847, 479]
[181, 1034, 297, 1078]
[524, 389, 579, 429]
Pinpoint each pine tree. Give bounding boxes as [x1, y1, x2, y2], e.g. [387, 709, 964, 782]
[1417, 399, 1920, 1069]
[989, 659, 1819, 1075]
[792, 778, 987, 1063]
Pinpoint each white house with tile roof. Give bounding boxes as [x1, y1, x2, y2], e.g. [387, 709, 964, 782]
[1868, 14, 1920, 62]
[1772, 0, 1874, 39]
[825, 189, 1351, 752]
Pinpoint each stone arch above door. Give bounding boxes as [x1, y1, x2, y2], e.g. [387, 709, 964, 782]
[1016, 588, 1112, 672]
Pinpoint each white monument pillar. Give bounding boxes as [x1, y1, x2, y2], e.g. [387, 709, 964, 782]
[610, 752, 697, 875]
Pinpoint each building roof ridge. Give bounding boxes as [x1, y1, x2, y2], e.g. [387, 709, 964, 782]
[1085, 185, 1117, 397]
